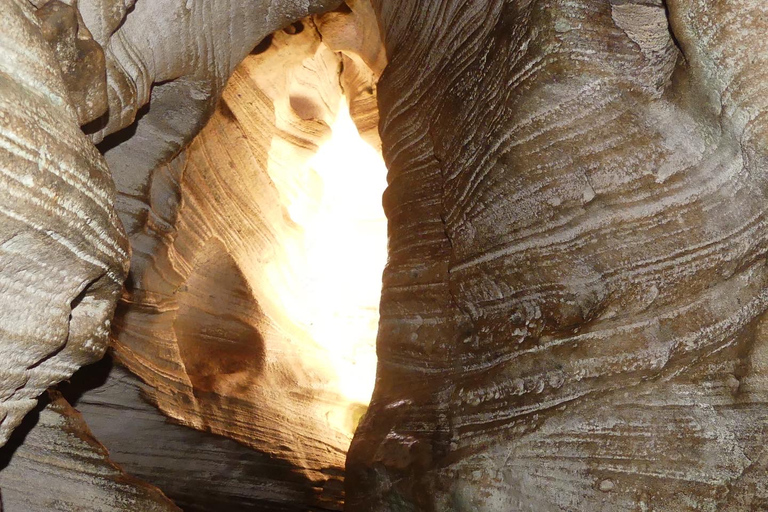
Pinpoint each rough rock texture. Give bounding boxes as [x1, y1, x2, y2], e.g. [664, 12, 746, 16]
[0, 391, 179, 512]
[0, 0, 129, 447]
[59, 357, 343, 511]
[34, 1, 109, 125]
[82, 0, 343, 248]
[347, 0, 768, 510]
[108, 8, 383, 506]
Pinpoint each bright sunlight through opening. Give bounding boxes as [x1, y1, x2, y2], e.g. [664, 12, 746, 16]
[279, 97, 387, 410]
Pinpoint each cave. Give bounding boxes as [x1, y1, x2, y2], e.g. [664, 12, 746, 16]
[2, 0, 768, 511]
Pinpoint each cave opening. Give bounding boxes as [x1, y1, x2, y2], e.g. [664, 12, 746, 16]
[101, 22, 388, 509]
[278, 96, 387, 413]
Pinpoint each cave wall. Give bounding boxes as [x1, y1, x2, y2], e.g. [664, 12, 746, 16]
[4, 0, 768, 510]
[111, 27, 351, 497]
[1, 0, 384, 509]
[0, 0, 345, 451]
[62, 358, 340, 511]
[347, 0, 768, 510]
[0, 0, 129, 447]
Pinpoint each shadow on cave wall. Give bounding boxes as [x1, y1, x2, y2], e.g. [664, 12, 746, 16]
[0, 355, 342, 512]
[0, 394, 47, 474]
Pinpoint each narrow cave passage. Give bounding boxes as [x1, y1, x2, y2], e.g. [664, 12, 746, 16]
[5, 0, 768, 510]
[0, 10, 389, 512]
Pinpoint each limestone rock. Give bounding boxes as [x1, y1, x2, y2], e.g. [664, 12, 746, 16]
[0, 391, 179, 512]
[34, 1, 109, 125]
[347, 0, 768, 509]
[0, 0, 129, 448]
[79, 0, 344, 248]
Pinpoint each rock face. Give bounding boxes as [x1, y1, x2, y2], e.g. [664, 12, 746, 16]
[7, 0, 768, 510]
[347, 0, 768, 510]
[61, 357, 343, 511]
[0, 0, 129, 448]
[0, 0, 363, 461]
[108, 6, 384, 504]
[0, 391, 179, 512]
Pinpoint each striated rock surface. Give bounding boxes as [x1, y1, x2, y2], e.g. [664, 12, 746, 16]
[348, 0, 768, 510]
[0, 391, 179, 512]
[0, 0, 129, 447]
[108, 8, 384, 507]
[60, 357, 343, 511]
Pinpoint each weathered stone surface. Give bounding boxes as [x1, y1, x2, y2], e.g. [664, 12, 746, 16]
[108, 10, 383, 501]
[0, 0, 129, 448]
[347, 0, 768, 510]
[11, 0, 768, 509]
[61, 357, 343, 511]
[34, 0, 109, 125]
[0, 391, 179, 512]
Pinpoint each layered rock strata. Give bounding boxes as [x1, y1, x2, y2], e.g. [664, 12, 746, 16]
[347, 0, 768, 510]
[0, 391, 179, 512]
[0, 0, 129, 447]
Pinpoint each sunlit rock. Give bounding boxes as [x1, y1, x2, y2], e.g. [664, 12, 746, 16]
[109, 11, 386, 506]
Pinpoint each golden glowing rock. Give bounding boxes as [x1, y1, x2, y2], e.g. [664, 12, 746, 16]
[109, 11, 386, 506]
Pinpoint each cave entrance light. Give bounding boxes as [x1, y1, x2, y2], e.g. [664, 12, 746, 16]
[283, 96, 387, 413]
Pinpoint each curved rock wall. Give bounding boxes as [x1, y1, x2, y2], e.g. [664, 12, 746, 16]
[0, 0, 128, 447]
[347, 0, 768, 510]
[2, 0, 388, 507]
[108, 7, 383, 506]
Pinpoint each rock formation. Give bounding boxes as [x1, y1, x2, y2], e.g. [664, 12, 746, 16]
[3, 0, 385, 509]
[3, 0, 768, 510]
[0, 0, 129, 448]
[60, 356, 343, 511]
[347, 0, 768, 510]
[0, 391, 179, 511]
